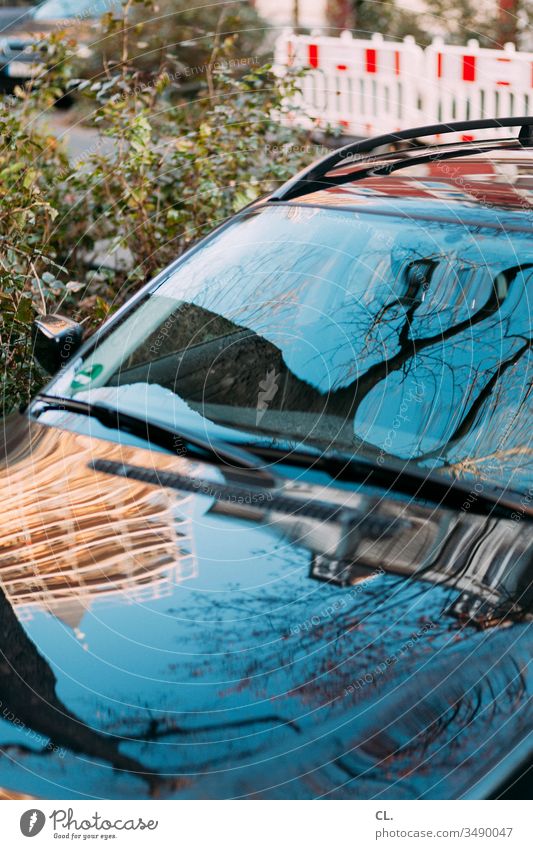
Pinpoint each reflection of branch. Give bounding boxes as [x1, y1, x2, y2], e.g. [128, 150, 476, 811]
[445, 445, 533, 479]
[331, 264, 532, 418]
[357, 629, 528, 768]
[128, 714, 302, 741]
[0, 587, 165, 791]
[127, 263, 532, 466]
[417, 338, 532, 462]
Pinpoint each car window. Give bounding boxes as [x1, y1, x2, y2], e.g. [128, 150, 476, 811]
[33, 0, 117, 21]
[55, 204, 533, 494]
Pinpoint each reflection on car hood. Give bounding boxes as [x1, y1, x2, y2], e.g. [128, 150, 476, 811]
[0, 415, 531, 799]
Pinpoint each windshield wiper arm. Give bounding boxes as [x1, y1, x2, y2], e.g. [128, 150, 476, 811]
[32, 394, 276, 487]
[32, 394, 529, 519]
[236, 440, 530, 521]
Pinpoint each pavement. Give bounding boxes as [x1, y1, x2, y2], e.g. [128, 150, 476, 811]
[39, 109, 115, 163]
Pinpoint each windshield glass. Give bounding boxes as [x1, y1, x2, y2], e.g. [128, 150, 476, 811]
[52, 204, 533, 493]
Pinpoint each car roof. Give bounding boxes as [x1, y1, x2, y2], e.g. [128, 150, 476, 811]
[268, 138, 533, 215]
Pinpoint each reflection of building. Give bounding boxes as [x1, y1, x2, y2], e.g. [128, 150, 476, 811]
[0, 426, 197, 628]
[0, 786, 36, 800]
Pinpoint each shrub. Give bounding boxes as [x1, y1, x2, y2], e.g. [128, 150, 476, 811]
[0, 0, 312, 413]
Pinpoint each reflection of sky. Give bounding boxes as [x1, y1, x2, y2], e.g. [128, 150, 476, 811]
[58, 203, 533, 488]
[162, 206, 532, 481]
[1, 503, 531, 799]
[160, 207, 529, 377]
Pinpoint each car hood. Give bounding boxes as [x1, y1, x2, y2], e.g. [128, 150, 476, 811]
[0, 414, 531, 799]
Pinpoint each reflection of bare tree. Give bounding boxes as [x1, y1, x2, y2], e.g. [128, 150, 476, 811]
[160, 553, 532, 798]
[333, 624, 530, 794]
[119, 259, 532, 479]
[0, 585, 160, 788]
[333, 264, 532, 418]
[416, 336, 532, 463]
[447, 446, 533, 479]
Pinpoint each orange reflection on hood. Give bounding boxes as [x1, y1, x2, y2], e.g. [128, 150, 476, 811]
[0, 422, 197, 627]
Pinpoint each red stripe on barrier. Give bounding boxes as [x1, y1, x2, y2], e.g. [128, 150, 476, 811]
[337, 64, 347, 71]
[462, 55, 476, 82]
[497, 80, 510, 85]
[308, 44, 319, 68]
[462, 134, 475, 142]
[436, 53, 443, 78]
[366, 48, 377, 73]
[394, 51, 401, 75]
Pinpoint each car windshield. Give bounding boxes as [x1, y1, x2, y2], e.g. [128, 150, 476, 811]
[33, 0, 118, 21]
[51, 203, 533, 494]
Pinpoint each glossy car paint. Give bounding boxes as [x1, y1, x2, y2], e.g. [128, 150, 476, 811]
[0, 411, 529, 799]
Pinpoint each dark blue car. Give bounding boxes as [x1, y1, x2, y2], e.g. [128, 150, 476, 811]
[0, 118, 532, 799]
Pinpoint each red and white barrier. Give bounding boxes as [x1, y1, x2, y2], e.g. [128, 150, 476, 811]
[425, 38, 533, 141]
[275, 29, 533, 140]
[274, 30, 424, 136]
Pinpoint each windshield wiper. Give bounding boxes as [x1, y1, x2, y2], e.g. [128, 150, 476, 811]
[235, 440, 531, 521]
[32, 394, 276, 487]
[32, 394, 530, 520]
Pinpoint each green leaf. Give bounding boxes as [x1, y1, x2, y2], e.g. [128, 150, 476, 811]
[15, 297, 33, 324]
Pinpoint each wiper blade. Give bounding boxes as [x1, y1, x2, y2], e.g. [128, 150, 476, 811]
[32, 394, 530, 520]
[90, 457, 404, 534]
[236, 440, 530, 521]
[32, 394, 275, 486]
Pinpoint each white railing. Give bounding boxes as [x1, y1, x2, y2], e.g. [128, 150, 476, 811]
[274, 29, 533, 140]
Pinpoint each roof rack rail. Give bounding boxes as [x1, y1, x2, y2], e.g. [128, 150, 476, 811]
[271, 117, 533, 203]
